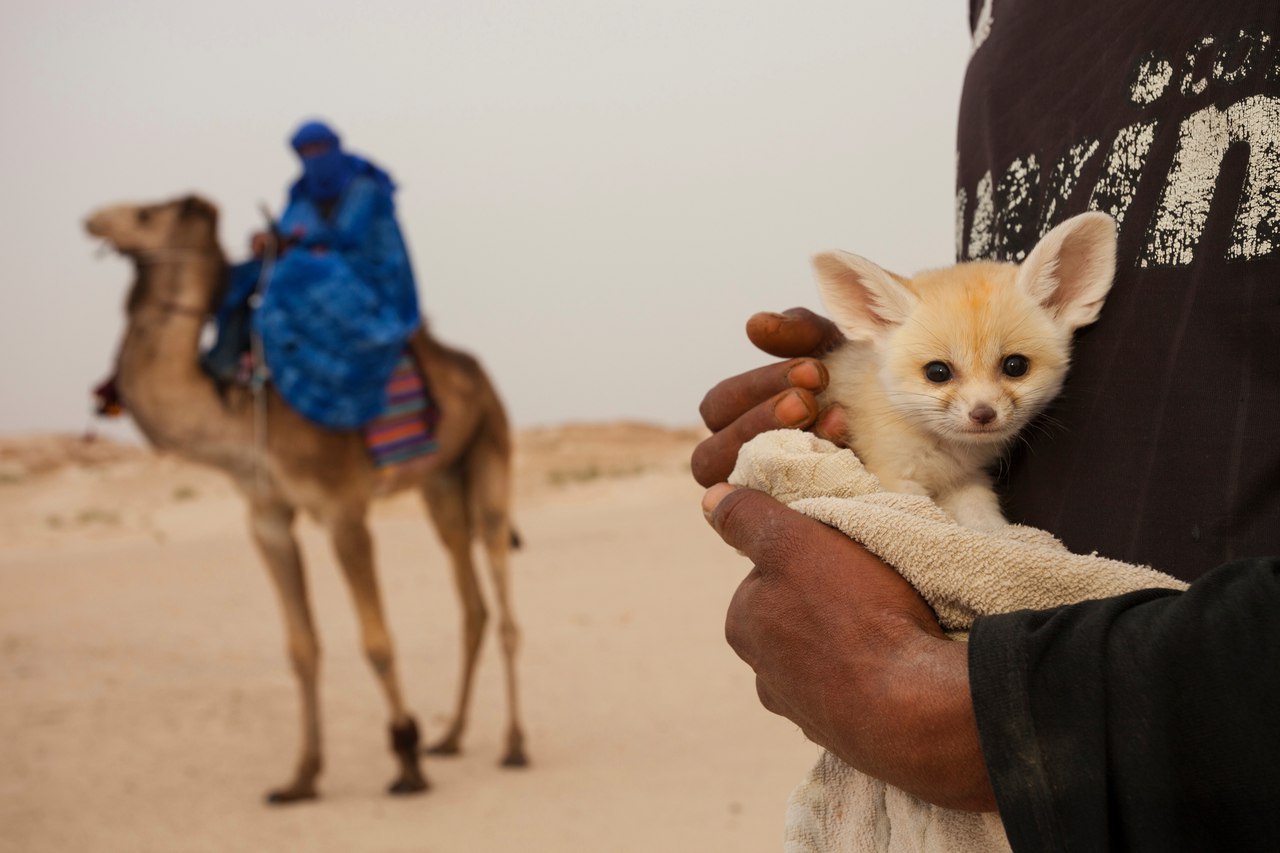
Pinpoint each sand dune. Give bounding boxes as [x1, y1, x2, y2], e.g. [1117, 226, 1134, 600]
[0, 424, 819, 853]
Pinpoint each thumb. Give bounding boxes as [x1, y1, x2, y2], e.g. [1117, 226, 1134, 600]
[702, 484, 824, 575]
[703, 483, 943, 633]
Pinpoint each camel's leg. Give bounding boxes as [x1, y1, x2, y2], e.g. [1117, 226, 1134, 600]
[250, 501, 323, 804]
[329, 512, 429, 795]
[421, 469, 487, 757]
[469, 445, 529, 768]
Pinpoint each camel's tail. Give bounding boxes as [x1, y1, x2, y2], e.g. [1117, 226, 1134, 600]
[510, 529, 523, 551]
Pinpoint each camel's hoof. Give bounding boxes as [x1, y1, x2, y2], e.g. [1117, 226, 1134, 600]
[501, 750, 530, 769]
[265, 784, 318, 805]
[426, 738, 461, 757]
[388, 772, 430, 796]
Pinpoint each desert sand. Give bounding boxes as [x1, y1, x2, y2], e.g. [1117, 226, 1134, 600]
[0, 424, 821, 853]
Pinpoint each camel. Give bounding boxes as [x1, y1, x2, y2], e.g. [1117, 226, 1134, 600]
[84, 194, 527, 803]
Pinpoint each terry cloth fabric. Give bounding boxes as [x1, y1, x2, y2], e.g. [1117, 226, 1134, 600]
[727, 430, 1188, 853]
[363, 353, 439, 468]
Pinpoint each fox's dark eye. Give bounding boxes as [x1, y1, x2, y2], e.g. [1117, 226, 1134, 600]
[137, 208, 152, 224]
[924, 361, 952, 383]
[1002, 355, 1030, 377]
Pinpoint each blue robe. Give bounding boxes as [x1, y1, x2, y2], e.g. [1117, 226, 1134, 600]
[218, 165, 422, 430]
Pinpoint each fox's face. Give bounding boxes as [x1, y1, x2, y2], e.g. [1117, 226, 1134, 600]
[878, 262, 1073, 445]
[815, 211, 1117, 447]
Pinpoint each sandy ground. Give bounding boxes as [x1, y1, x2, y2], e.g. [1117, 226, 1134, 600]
[0, 425, 821, 853]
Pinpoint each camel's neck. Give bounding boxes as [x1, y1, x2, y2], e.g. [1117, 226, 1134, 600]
[115, 256, 255, 474]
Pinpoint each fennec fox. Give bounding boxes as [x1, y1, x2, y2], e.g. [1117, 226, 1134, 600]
[814, 212, 1116, 532]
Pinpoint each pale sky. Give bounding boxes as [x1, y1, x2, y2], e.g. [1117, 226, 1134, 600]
[0, 1, 969, 437]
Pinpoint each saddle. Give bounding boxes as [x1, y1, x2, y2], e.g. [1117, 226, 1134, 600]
[203, 257, 439, 469]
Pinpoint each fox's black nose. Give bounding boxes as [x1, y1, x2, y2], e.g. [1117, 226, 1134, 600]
[969, 405, 997, 425]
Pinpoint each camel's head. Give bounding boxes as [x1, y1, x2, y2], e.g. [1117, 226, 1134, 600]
[85, 195, 220, 258]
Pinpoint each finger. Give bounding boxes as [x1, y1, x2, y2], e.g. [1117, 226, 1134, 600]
[745, 308, 845, 359]
[691, 388, 820, 487]
[813, 404, 850, 447]
[699, 358, 827, 431]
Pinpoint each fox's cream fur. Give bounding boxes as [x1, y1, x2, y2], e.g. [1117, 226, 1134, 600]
[815, 212, 1117, 532]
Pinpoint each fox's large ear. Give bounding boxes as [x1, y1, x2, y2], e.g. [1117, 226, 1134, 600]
[1017, 212, 1116, 331]
[813, 251, 916, 342]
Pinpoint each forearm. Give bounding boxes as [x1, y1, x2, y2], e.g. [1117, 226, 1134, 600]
[970, 558, 1280, 850]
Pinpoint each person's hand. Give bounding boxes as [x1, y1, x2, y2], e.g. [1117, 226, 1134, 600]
[251, 228, 303, 259]
[692, 308, 848, 488]
[250, 230, 272, 258]
[702, 483, 997, 812]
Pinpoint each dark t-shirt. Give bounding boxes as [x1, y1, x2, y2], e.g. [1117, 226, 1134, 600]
[971, 557, 1280, 851]
[957, 0, 1280, 581]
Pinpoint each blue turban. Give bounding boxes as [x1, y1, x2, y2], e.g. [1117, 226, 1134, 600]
[290, 120, 340, 150]
[289, 120, 357, 202]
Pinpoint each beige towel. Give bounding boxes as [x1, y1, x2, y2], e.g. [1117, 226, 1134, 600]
[728, 430, 1187, 853]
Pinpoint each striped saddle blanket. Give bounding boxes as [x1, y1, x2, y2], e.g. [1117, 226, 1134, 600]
[362, 353, 439, 468]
